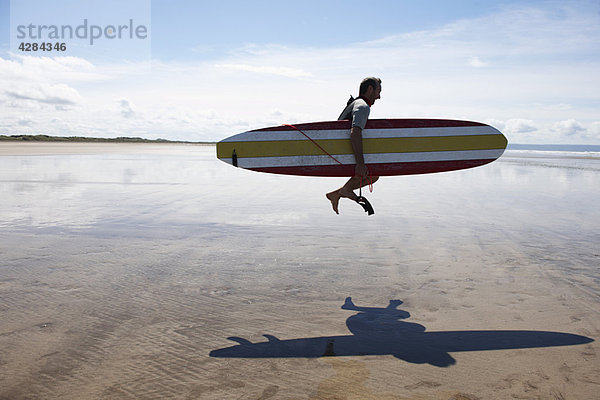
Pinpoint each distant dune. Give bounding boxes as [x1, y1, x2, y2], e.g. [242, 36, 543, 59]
[0, 134, 214, 144]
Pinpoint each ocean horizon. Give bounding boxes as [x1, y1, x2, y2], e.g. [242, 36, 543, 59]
[507, 143, 600, 152]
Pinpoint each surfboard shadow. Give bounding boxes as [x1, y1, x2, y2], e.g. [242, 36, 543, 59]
[209, 297, 593, 367]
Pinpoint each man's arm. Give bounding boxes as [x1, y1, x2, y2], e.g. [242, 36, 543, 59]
[350, 126, 368, 178]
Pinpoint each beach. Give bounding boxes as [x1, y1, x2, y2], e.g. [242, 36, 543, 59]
[0, 142, 598, 399]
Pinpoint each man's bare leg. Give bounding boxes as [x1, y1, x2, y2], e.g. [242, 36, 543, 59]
[326, 176, 379, 214]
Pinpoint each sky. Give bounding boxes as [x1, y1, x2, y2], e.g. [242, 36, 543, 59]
[0, 0, 599, 144]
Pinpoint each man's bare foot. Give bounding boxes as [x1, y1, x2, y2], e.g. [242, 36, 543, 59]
[326, 192, 341, 214]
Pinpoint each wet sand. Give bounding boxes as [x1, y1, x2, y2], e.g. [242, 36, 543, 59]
[1, 143, 598, 399]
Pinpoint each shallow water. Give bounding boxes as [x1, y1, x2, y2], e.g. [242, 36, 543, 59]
[2, 146, 598, 233]
[1, 145, 598, 282]
[1, 143, 599, 399]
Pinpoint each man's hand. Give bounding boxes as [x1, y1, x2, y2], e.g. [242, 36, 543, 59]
[355, 163, 369, 179]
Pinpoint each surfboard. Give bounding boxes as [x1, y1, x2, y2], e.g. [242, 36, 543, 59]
[216, 119, 507, 177]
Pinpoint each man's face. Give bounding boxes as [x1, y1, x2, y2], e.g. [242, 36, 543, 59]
[367, 84, 382, 106]
[372, 84, 382, 104]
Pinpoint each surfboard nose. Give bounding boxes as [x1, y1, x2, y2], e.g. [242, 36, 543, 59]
[216, 140, 237, 166]
[490, 126, 509, 157]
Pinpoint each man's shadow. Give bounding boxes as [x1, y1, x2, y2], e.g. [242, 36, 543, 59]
[209, 297, 593, 367]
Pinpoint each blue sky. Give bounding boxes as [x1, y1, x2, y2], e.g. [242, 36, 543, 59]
[149, 0, 523, 59]
[1, 0, 599, 143]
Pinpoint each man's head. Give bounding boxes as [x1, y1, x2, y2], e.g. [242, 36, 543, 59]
[359, 77, 382, 106]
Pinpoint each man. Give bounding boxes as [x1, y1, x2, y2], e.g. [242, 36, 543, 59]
[326, 77, 381, 215]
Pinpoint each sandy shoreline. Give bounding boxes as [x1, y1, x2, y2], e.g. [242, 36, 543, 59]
[1, 144, 598, 399]
[0, 141, 212, 156]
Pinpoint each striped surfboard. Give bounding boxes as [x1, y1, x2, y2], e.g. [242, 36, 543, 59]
[216, 119, 508, 177]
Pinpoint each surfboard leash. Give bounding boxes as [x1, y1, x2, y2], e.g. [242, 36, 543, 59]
[359, 174, 374, 195]
[357, 175, 375, 215]
[283, 124, 343, 165]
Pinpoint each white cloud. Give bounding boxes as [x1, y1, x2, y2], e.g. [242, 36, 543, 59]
[0, 53, 102, 82]
[505, 119, 538, 134]
[468, 56, 488, 68]
[553, 119, 585, 137]
[17, 117, 33, 126]
[589, 122, 600, 138]
[118, 99, 136, 118]
[5, 83, 82, 107]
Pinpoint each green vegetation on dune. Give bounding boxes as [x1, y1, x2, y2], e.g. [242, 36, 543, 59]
[0, 135, 213, 144]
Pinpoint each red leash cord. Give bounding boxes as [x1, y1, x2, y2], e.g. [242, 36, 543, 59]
[283, 124, 343, 165]
[359, 174, 374, 196]
[284, 123, 373, 192]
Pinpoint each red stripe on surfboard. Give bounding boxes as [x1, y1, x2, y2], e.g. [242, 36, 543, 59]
[249, 159, 497, 177]
[251, 119, 487, 133]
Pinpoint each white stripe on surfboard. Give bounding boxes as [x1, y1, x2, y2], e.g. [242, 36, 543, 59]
[221, 125, 501, 142]
[227, 149, 505, 168]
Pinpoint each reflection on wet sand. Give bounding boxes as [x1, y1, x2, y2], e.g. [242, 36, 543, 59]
[1, 143, 599, 399]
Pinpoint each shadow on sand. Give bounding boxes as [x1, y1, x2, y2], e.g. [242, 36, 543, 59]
[209, 297, 594, 367]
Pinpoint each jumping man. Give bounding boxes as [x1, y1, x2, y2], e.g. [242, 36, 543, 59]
[326, 77, 382, 214]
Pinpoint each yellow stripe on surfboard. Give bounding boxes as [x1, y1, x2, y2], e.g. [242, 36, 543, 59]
[217, 134, 507, 159]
